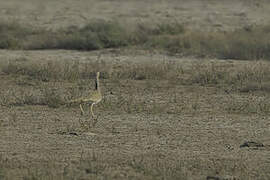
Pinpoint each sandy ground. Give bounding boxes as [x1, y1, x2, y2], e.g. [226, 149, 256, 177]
[0, 0, 270, 31]
[0, 49, 270, 179]
[0, 0, 270, 179]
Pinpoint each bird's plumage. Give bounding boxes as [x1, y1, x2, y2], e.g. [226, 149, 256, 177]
[68, 72, 102, 117]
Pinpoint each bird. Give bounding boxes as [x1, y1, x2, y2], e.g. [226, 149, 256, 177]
[68, 72, 102, 118]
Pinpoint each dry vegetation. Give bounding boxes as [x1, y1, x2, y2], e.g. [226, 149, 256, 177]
[0, 56, 270, 179]
[3, 59, 270, 115]
[1, 21, 270, 60]
[1, 0, 270, 179]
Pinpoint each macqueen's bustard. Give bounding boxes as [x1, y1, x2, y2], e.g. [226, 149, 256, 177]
[68, 72, 102, 118]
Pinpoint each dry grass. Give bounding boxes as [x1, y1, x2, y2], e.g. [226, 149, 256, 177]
[0, 49, 269, 180]
[1, 1, 270, 179]
[1, 58, 270, 115]
[1, 21, 270, 60]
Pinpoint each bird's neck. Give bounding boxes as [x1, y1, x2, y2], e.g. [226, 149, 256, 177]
[95, 78, 100, 92]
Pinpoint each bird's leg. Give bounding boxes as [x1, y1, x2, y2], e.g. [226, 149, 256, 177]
[80, 104, 85, 115]
[90, 103, 98, 127]
[90, 103, 95, 118]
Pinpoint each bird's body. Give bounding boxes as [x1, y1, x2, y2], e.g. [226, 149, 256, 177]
[68, 72, 102, 117]
[69, 91, 102, 104]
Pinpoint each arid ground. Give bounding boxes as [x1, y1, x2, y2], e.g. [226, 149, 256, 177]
[0, 0, 270, 180]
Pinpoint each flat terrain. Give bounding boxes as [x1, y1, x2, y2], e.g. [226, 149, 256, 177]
[0, 0, 270, 180]
[1, 0, 270, 31]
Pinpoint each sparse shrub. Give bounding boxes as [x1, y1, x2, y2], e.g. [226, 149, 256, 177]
[0, 21, 34, 49]
[0, 34, 20, 49]
[0, 87, 43, 107]
[130, 23, 153, 44]
[110, 60, 179, 80]
[24, 31, 62, 50]
[225, 94, 270, 114]
[225, 61, 270, 91]
[1, 61, 22, 75]
[154, 23, 185, 35]
[57, 32, 102, 50]
[1, 58, 179, 82]
[2, 60, 83, 82]
[1, 20, 270, 60]
[56, 20, 128, 50]
[43, 88, 64, 108]
[189, 62, 229, 85]
[81, 20, 128, 48]
[132, 22, 185, 45]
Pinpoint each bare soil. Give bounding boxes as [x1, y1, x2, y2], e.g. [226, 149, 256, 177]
[0, 0, 270, 179]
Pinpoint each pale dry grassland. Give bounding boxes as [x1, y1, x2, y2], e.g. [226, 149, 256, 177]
[0, 0, 270, 179]
[0, 51, 270, 179]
